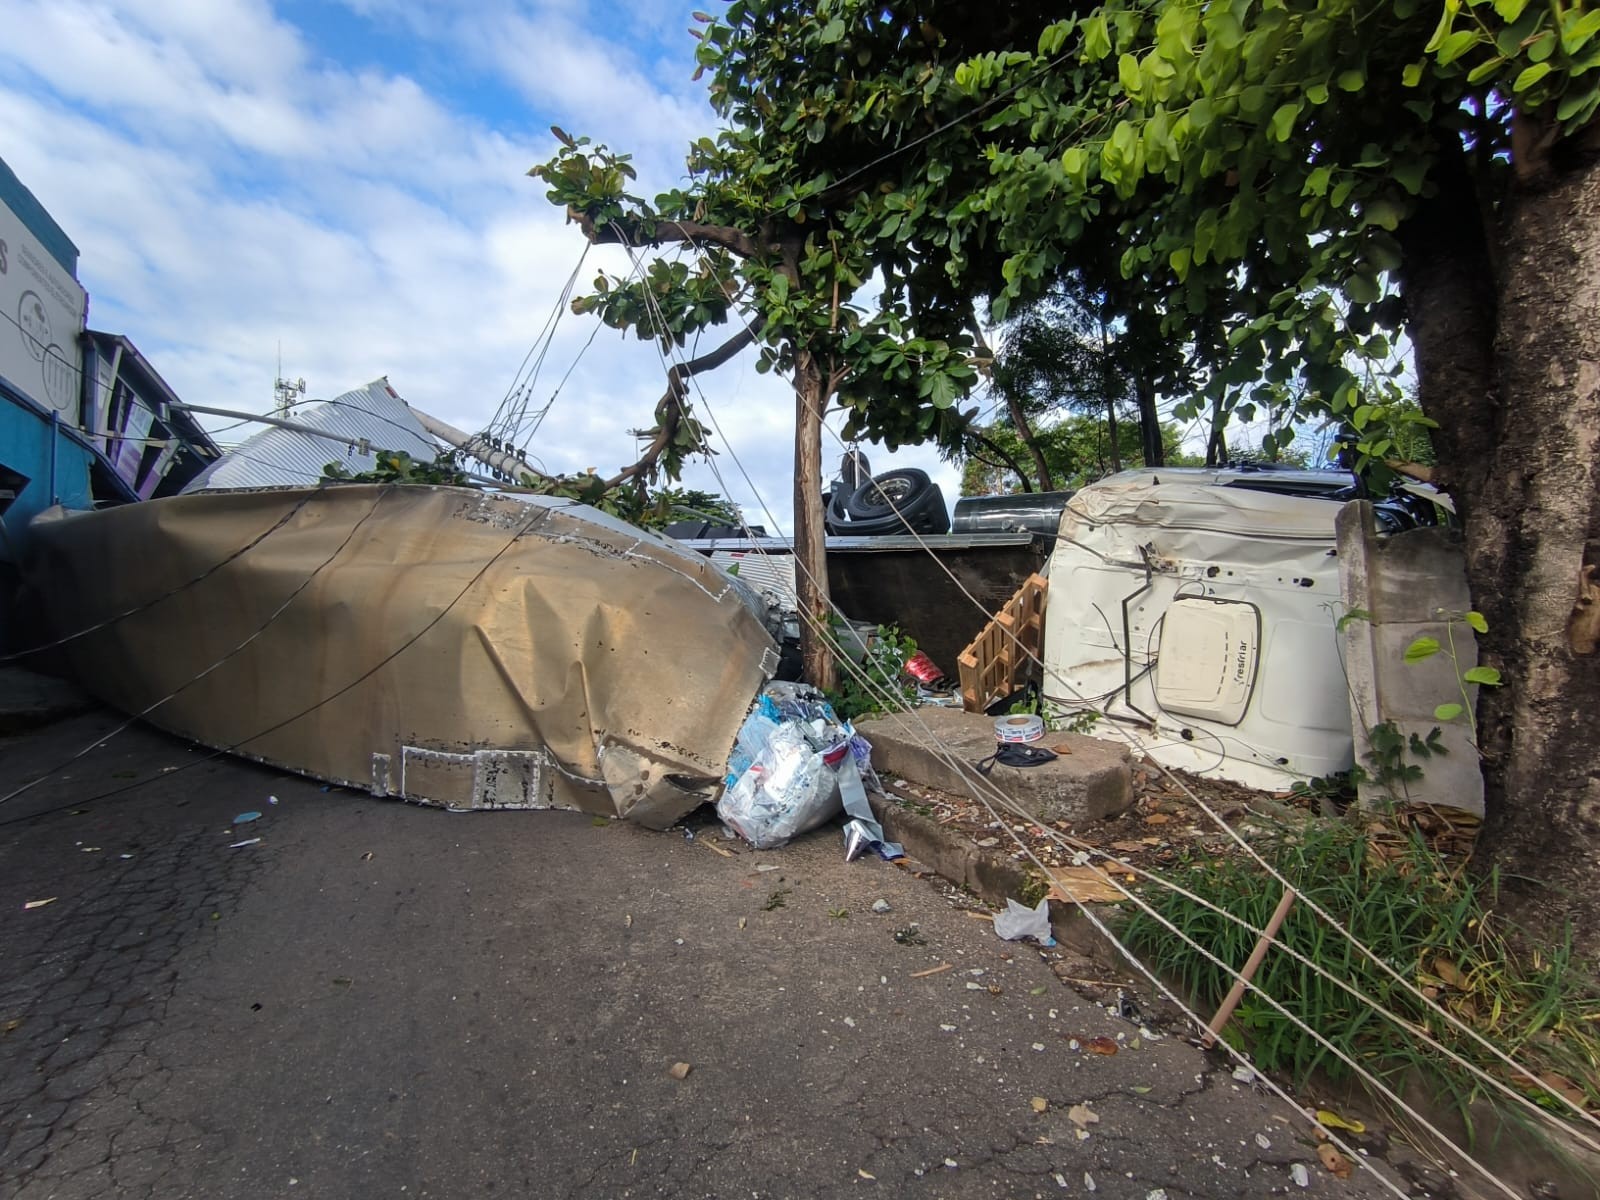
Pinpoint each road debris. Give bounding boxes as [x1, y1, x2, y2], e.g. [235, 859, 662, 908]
[910, 963, 952, 979]
[233, 811, 262, 824]
[1067, 1104, 1100, 1128]
[668, 1062, 692, 1080]
[992, 896, 1055, 944]
[1290, 1162, 1311, 1188]
[1030, 1096, 1049, 1113]
[1317, 1144, 1352, 1178]
[229, 838, 261, 848]
[22, 898, 57, 910]
[871, 899, 892, 914]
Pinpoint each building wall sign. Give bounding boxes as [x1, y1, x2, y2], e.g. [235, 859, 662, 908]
[0, 198, 87, 419]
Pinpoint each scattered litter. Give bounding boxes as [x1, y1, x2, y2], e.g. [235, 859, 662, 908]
[871, 899, 892, 914]
[229, 838, 261, 848]
[698, 838, 734, 858]
[1255, 1133, 1272, 1149]
[1031, 1042, 1045, 1052]
[233, 811, 261, 824]
[1317, 1144, 1352, 1178]
[1231, 1065, 1256, 1083]
[942, 1158, 957, 1169]
[1289, 1163, 1311, 1188]
[737, 917, 746, 930]
[1082, 1037, 1118, 1056]
[268, 795, 279, 805]
[22, 898, 57, 910]
[361, 851, 373, 861]
[1147, 1190, 1169, 1200]
[911, 963, 952, 979]
[720, 683, 898, 856]
[965, 981, 985, 991]
[755, 863, 782, 873]
[1315, 1108, 1366, 1134]
[1067, 1104, 1100, 1128]
[1083, 1172, 1097, 1192]
[81, 846, 100, 853]
[668, 1062, 692, 1080]
[1031, 1097, 1049, 1113]
[992, 896, 1055, 945]
[119, 854, 133, 859]
[842, 1017, 856, 1028]
[682, 827, 696, 841]
[1116, 991, 1142, 1022]
[940, 1024, 957, 1032]
[1054, 1173, 1068, 1189]
[857, 1168, 875, 1180]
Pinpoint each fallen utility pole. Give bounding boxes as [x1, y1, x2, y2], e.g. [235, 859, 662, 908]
[409, 408, 533, 480]
[169, 402, 374, 453]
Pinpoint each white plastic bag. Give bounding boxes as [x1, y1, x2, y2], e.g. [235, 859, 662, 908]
[992, 897, 1055, 944]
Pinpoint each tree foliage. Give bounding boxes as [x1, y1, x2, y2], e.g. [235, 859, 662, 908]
[959, 412, 1198, 495]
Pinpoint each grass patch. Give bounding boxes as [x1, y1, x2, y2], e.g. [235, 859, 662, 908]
[1120, 816, 1600, 1130]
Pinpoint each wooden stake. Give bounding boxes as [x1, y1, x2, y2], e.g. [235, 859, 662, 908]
[1203, 888, 1296, 1048]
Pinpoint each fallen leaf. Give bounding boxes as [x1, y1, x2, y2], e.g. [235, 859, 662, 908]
[1029, 985, 1047, 995]
[1144, 813, 1171, 825]
[669, 1062, 692, 1080]
[1432, 956, 1466, 989]
[1030, 1096, 1049, 1113]
[1067, 1103, 1100, 1128]
[1130, 1085, 1152, 1094]
[22, 898, 57, 910]
[1082, 1036, 1118, 1056]
[1536, 1071, 1588, 1108]
[1316, 1144, 1351, 1178]
[1315, 1109, 1366, 1134]
[1111, 840, 1147, 853]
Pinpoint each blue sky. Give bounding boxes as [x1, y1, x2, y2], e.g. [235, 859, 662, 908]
[0, 0, 963, 532]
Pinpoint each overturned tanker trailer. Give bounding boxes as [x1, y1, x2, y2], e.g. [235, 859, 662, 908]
[29, 484, 780, 827]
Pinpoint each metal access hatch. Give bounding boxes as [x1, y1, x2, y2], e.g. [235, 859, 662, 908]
[1154, 598, 1261, 726]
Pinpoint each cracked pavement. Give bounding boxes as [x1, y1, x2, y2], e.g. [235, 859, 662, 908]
[1, 709, 1404, 1199]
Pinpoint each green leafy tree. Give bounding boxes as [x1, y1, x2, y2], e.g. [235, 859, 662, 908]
[934, 0, 1600, 947]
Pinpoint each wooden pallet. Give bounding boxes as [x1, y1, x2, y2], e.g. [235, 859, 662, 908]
[957, 573, 1048, 713]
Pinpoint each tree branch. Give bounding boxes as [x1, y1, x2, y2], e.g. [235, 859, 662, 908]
[570, 209, 761, 260]
[602, 323, 760, 489]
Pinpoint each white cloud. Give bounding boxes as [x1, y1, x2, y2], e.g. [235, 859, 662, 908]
[0, 0, 960, 536]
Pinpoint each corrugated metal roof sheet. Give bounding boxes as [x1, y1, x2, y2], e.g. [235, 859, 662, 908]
[183, 378, 440, 491]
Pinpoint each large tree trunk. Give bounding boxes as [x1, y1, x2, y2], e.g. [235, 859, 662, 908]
[1135, 371, 1164, 467]
[1404, 130, 1600, 956]
[1476, 131, 1600, 953]
[793, 352, 837, 693]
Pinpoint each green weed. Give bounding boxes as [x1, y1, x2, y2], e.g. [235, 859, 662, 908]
[1120, 819, 1600, 1132]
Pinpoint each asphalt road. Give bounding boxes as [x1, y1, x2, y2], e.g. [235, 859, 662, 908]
[0, 709, 1404, 1200]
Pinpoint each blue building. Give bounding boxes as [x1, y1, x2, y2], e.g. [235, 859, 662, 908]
[0, 156, 218, 649]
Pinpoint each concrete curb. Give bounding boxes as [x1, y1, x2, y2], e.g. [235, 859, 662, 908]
[868, 790, 1119, 960]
